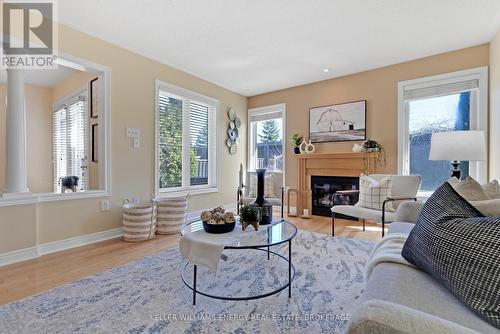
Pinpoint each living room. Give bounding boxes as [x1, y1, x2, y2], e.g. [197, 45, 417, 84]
[0, 1, 499, 333]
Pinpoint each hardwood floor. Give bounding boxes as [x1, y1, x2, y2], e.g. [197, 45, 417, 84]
[0, 215, 382, 305]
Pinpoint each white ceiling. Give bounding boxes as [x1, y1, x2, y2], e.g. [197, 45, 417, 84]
[58, 0, 500, 96]
[0, 65, 75, 87]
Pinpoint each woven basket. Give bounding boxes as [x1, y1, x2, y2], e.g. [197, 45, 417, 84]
[156, 196, 189, 235]
[122, 202, 157, 242]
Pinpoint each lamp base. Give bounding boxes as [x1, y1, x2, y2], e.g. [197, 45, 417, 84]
[450, 161, 461, 180]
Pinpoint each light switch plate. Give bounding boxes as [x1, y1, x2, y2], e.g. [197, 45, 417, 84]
[126, 128, 140, 138]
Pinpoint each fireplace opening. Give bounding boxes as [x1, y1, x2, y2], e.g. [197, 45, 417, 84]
[311, 175, 359, 218]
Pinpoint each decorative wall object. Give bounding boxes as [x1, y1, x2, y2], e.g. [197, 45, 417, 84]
[226, 107, 241, 155]
[309, 100, 366, 143]
[90, 77, 99, 118]
[92, 124, 98, 162]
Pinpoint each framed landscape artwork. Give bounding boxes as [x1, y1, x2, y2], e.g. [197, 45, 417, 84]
[309, 100, 366, 143]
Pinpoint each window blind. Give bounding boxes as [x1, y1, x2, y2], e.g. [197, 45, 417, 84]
[403, 79, 479, 101]
[53, 107, 67, 193]
[52, 96, 88, 192]
[157, 86, 217, 191]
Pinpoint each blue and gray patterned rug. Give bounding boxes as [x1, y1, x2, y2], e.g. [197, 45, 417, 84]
[0, 231, 373, 334]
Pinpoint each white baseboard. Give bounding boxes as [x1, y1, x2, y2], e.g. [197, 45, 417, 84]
[0, 203, 237, 267]
[37, 227, 123, 256]
[0, 228, 123, 267]
[0, 246, 39, 267]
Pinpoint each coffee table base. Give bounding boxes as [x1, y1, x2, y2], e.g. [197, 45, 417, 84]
[181, 241, 295, 305]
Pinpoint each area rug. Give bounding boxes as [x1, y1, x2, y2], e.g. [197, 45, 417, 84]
[0, 231, 373, 334]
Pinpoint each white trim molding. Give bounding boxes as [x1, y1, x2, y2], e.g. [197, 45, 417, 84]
[0, 53, 112, 207]
[397, 67, 488, 185]
[154, 79, 219, 198]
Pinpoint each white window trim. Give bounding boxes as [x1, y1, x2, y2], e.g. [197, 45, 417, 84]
[397, 66, 488, 193]
[0, 53, 112, 207]
[154, 79, 219, 198]
[247, 103, 286, 182]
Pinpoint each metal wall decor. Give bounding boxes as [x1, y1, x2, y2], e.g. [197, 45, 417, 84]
[226, 108, 241, 155]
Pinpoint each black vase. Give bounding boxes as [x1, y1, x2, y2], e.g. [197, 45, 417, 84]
[294, 147, 300, 154]
[251, 168, 273, 225]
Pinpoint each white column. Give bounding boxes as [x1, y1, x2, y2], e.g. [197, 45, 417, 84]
[3, 69, 29, 194]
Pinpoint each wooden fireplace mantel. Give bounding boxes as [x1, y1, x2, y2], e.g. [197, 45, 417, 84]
[295, 152, 379, 216]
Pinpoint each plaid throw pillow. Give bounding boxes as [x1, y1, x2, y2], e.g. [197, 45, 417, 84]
[402, 182, 500, 328]
[357, 174, 392, 211]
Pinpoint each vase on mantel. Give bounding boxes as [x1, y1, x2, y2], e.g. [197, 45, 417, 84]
[250, 168, 273, 225]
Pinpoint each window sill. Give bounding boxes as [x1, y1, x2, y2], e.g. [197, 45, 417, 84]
[0, 190, 111, 207]
[157, 186, 219, 198]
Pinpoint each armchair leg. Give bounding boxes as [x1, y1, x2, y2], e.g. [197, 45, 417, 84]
[331, 212, 335, 236]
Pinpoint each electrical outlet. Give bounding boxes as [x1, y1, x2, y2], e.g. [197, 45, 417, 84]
[100, 199, 110, 211]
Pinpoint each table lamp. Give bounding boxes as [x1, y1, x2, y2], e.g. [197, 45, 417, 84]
[429, 130, 486, 179]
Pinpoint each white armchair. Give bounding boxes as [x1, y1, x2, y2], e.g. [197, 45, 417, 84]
[331, 174, 421, 237]
[237, 171, 285, 218]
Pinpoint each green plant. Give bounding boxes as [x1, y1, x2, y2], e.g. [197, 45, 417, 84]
[290, 133, 303, 148]
[362, 139, 384, 153]
[240, 205, 261, 222]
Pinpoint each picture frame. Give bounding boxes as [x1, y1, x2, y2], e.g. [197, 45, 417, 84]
[92, 124, 98, 162]
[90, 77, 99, 118]
[309, 100, 366, 143]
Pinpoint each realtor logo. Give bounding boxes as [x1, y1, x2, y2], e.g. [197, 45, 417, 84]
[1, 0, 58, 69]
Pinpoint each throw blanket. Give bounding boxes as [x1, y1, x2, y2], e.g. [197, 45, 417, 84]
[365, 233, 415, 280]
[179, 233, 225, 272]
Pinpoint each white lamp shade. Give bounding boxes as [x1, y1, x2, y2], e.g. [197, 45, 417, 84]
[429, 131, 486, 161]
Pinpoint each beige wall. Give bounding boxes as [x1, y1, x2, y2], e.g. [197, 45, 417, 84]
[0, 23, 247, 254]
[490, 29, 500, 180]
[0, 84, 53, 193]
[248, 44, 490, 190]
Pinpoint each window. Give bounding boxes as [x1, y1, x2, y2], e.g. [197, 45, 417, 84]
[53, 92, 88, 193]
[248, 104, 285, 172]
[398, 67, 488, 193]
[156, 80, 217, 195]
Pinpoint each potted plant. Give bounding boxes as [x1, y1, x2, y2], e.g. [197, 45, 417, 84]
[290, 133, 303, 154]
[240, 204, 261, 231]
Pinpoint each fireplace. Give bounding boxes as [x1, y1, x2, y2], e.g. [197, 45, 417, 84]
[311, 176, 359, 218]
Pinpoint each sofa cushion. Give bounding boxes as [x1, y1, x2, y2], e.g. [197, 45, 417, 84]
[387, 222, 414, 235]
[470, 199, 500, 216]
[332, 205, 396, 223]
[362, 263, 499, 333]
[358, 174, 393, 211]
[449, 176, 490, 201]
[402, 182, 500, 329]
[482, 180, 500, 199]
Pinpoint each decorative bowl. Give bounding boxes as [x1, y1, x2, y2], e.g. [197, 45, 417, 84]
[202, 221, 236, 234]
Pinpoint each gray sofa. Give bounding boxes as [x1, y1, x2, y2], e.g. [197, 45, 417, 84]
[347, 201, 500, 334]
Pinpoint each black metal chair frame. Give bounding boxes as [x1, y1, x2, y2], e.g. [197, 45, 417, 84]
[332, 196, 417, 237]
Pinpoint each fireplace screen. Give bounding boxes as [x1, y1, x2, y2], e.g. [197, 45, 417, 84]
[311, 176, 359, 217]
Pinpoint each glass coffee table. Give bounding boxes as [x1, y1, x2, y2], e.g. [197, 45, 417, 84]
[180, 218, 297, 305]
